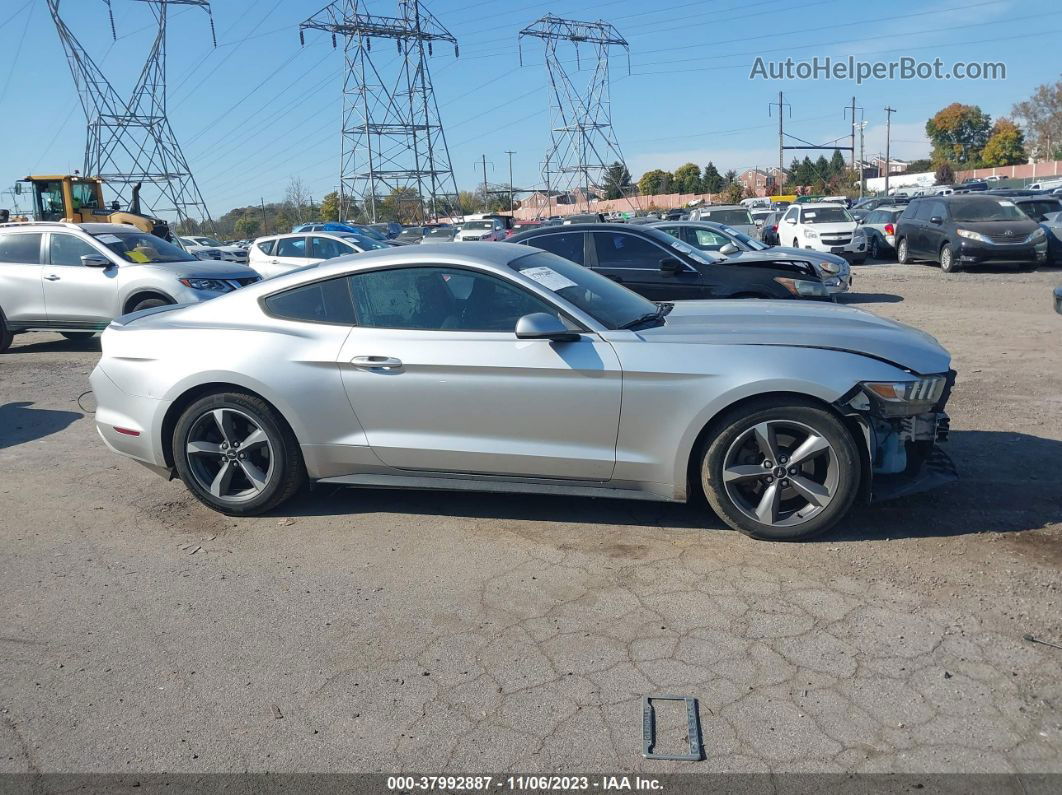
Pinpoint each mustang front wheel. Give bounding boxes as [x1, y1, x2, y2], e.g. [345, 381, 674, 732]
[173, 391, 304, 515]
[701, 400, 860, 540]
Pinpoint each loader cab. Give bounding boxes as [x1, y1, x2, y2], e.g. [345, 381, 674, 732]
[18, 176, 105, 222]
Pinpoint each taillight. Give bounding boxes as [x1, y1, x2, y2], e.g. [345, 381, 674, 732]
[884, 223, 895, 235]
[771, 225, 778, 232]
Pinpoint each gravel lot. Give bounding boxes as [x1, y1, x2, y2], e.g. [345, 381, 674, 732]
[1, 260, 1060, 774]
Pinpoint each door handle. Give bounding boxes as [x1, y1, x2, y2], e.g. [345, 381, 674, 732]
[351, 355, 403, 371]
[44, 274, 61, 281]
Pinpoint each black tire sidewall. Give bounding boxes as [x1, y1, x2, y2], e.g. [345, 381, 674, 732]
[172, 392, 302, 515]
[0, 318, 12, 353]
[131, 298, 170, 313]
[701, 401, 861, 541]
[61, 332, 96, 340]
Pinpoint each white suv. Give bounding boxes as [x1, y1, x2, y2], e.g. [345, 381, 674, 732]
[248, 231, 390, 279]
[0, 222, 259, 353]
[779, 202, 867, 263]
[455, 218, 507, 241]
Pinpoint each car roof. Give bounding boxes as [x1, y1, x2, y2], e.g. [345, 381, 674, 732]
[699, 204, 746, 211]
[796, 202, 848, 209]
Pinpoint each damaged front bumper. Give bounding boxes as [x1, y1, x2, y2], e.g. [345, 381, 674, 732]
[838, 370, 958, 503]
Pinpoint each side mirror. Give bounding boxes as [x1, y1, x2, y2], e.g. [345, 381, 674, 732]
[515, 312, 579, 342]
[659, 257, 684, 273]
[81, 254, 112, 268]
[930, 216, 943, 225]
[719, 243, 739, 256]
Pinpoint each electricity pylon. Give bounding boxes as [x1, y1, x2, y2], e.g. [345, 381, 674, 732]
[47, 0, 216, 230]
[519, 15, 631, 212]
[299, 0, 460, 223]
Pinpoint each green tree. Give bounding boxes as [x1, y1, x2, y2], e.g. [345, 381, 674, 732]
[722, 169, 737, 186]
[672, 162, 702, 194]
[828, 149, 846, 176]
[812, 155, 831, 189]
[233, 212, 260, 239]
[602, 161, 632, 200]
[981, 118, 1027, 166]
[905, 159, 933, 174]
[1011, 77, 1062, 160]
[925, 103, 992, 166]
[702, 161, 723, 193]
[638, 169, 672, 196]
[319, 191, 341, 222]
[721, 181, 745, 204]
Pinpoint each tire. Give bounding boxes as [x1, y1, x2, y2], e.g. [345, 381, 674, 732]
[129, 297, 171, 314]
[792, 239, 800, 248]
[939, 243, 960, 273]
[60, 332, 96, 341]
[700, 398, 861, 541]
[172, 391, 305, 516]
[896, 237, 910, 264]
[0, 318, 12, 354]
[868, 237, 880, 260]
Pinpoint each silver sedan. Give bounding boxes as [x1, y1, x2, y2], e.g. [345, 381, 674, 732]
[90, 243, 957, 540]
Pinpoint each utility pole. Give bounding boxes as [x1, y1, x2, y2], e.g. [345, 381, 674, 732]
[260, 197, 267, 235]
[768, 91, 790, 181]
[857, 121, 867, 198]
[884, 106, 896, 196]
[475, 156, 493, 213]
[505, 150, 516, 214]
[543, 159, 552, 219]
[849, 97, 857, 171]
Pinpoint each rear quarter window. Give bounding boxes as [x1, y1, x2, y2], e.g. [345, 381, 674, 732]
[263, 276, 356, 325]
[256, 239, 275, 255]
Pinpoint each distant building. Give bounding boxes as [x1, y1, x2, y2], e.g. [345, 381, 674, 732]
[738, 167, 787, 195]
[872, 156, 909, 176]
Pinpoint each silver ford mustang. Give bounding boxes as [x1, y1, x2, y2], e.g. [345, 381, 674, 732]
[90, 243, 956, 541]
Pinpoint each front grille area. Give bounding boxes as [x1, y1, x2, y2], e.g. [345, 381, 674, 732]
[821, 235, 852, 245]
[985, 231, 1023, 244]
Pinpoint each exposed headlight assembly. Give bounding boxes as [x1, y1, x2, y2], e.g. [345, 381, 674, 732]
[861, 375, 946, 416]
[179, 278, 234, 292]
[1026, 227, 1046, 242]
[774, 277, 828, 297]
[818, 260, 841, 274]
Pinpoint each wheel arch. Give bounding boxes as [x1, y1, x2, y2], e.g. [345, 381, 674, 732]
[680, 389, 870, 503]
[122, 290, 176, 315]
[160, 381, 297, 470]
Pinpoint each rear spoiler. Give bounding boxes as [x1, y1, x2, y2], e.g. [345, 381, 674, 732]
[109, 302, 188, 328]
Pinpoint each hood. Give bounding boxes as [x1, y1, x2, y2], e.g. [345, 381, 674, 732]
[153, 260, 259, 279]
[804, 222, 855, 233]
[752, 246, 850, 277]
[639, 300, 950, 374]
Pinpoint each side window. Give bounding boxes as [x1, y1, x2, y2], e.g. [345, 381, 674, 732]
[900, 202, 922, 221]
[927, 200, 947, 220]
[310, 236, 353, 260]
[592, 232, 668, 269]
[256, 239, 275, 256]
[525, 232, 585, 265]
[348, 267, 556, 332]
[50, 234, 105, 266]
[0, 233, 44, 264]
[275, 237, 308, 257]
[264, 277, 356, 325]
[781, 207, 797, 223]
[691, 228, 729, 251]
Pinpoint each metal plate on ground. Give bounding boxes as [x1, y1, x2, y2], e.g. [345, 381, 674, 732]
[641, 694, 703, 761]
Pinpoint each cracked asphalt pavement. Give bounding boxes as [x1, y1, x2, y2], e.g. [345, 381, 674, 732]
[1, 262, 1060, 774]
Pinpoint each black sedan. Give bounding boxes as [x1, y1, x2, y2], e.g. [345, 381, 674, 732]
[650, 220, 851, 294]
[507, 223, 832, 301]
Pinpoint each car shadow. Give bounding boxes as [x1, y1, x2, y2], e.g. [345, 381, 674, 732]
[837, 292, 904, 304]
[9, 335, 101, 354]
[281, 430, 1060, 542]
[0, 401, 83, 450]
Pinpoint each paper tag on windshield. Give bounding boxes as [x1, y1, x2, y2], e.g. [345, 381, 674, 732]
[522, 265, 577, 291]
[97, 234, 122, 244]
[998, 200, 1015, 207]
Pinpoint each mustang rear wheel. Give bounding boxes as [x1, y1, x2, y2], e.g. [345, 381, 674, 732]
[173, 391, 304, 515]
[701, 399, 860, 541]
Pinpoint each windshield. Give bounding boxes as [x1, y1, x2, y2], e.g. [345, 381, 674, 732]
[340, 234, 389, 250]
[703, 208, 753, 225]
[397, 229, 423, 238]
[510, 251, 657, 330]
[425, 227, 455, 238]
[96, 232, 196, 263]
[362, 226, 388, 240]
[195, 236, 223, 246]
[719, 225, 767, 250]
[462, 221, 494, 231]
[952, 199, 1028, 222]
[803, 207, 853, 224]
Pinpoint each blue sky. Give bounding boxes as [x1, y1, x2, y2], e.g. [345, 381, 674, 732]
[0, 0, 1056, 217]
